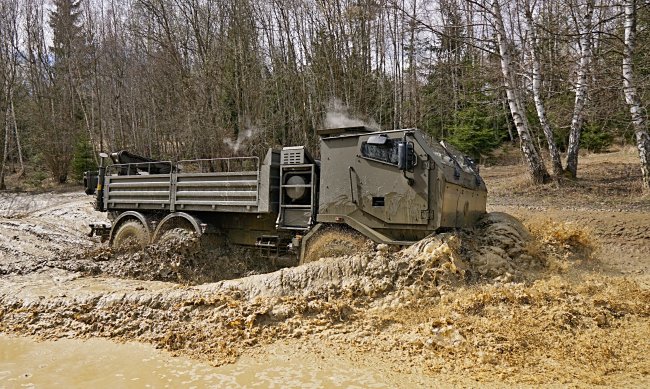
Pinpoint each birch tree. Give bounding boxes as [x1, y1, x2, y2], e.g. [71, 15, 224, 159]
[524, 0, 563, 177]
[492, 0, 550, 184]
[565, 0, 595, 178]
[622, 0, 650, 191]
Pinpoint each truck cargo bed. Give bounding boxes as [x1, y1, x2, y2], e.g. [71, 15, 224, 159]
[104, 150, 280, 214]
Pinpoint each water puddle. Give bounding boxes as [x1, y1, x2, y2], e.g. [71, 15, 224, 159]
[0, 334, 401, 388]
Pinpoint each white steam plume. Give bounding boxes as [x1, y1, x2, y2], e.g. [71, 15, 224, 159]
[223, 128, 258, 153]
[323, 98, 380, 130]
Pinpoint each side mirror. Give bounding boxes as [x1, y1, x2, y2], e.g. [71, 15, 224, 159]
[397, 141, 415, 171]
[98, 152, 109, 169]
[83, 171, 98, 195]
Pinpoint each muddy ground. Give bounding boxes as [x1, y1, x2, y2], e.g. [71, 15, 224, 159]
[0, 147, 649, 387]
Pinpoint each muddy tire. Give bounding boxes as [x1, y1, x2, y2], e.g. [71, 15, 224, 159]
[301, 226, 371, 265]
[157, 227, 200, 255]
[112, 220, 149, 252]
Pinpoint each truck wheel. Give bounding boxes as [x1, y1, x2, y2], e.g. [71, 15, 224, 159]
[301, 226, 370, 265]
[112, 220, 149, 251]
[157, 228, 200, 254]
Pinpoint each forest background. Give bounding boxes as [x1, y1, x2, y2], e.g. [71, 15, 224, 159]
[1, 0, 649, 190]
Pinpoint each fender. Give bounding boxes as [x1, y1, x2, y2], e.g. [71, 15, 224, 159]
[152, 212, 207, 241]
[109, 211, 153, 244]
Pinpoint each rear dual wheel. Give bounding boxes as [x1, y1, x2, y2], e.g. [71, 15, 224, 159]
[156, 227, 201, 254]
[112, 221, 201, 254]
[112, 220, 149, 252]
[157, 227, 194, 244]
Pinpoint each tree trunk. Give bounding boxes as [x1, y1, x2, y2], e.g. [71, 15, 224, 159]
[0, 108, 9, 190]
[493, 0, 550, 184]
[525, 3, 563, 177]
[9, 95, 24, 177]
[623, 0, 650, 191]
[565, 0, 595, 178]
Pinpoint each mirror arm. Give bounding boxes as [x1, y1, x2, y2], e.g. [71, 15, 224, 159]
[400, 132, 415, 185]
[403, 170, 414, 186]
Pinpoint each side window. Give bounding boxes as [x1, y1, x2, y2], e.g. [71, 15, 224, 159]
[360, 139, 399, 165]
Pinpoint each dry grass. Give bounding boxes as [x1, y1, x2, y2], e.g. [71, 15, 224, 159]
[483, 147, 650, 210]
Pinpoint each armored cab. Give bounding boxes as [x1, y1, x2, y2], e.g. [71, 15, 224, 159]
[313, 126, 487, 243]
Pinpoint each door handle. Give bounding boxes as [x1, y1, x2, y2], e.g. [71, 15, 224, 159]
[348, 166, 357, 205]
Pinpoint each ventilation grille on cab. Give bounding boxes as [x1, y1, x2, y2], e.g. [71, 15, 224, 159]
[281, 146, 314, 165]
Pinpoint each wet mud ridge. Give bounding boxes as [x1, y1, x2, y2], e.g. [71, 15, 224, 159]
[1, 191, 649, 386]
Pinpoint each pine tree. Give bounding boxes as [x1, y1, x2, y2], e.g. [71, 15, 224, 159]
[50, 0, 84, 70]
[71, 135, 97, 182]
[40, 0, 87, 183]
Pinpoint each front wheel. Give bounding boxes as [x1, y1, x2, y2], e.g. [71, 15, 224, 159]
[300, 225, 371, 265]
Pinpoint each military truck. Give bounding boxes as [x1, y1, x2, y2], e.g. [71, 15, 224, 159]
[85, 126, 487, 264]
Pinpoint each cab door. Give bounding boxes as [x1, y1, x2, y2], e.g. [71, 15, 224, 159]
[354, 134, 429, 225]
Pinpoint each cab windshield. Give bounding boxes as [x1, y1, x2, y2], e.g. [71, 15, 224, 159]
[415, 131, 477, 175]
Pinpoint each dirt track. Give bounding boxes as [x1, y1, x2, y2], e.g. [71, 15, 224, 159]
[1, 148, 649, 387]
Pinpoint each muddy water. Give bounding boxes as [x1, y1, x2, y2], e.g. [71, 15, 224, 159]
[0, 334, 401, 388]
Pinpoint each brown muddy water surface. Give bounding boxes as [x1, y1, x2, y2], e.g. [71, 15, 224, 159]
[0, 334, 400, 388]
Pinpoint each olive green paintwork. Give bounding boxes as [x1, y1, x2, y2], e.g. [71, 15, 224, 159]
[316, 128, 487, 243]
[94, 127, 487, 253]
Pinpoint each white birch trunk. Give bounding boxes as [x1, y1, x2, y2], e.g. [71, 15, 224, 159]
[10, 96, 23, 176]
[525, 4, 563, 177]
[623, 0, 650, 191]
[565, 0, 595, 178]
[0, 107, 9, 190]
[493, 0, 549, 184]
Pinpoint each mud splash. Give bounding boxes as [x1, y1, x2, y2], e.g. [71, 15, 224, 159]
[1, 235, 283, 285]
[64, 242, 282, 285]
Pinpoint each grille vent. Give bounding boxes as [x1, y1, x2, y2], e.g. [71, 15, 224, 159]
[281, 146, 313, 165]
